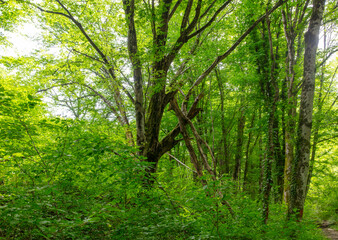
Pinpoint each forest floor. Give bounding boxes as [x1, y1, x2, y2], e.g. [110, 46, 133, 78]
[322, 228, 338, 240]
[321, 222, 338, 240]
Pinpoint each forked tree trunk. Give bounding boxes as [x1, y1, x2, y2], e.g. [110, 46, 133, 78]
[35, 0, 286, 187]
[281, 0, 310, 204]
[123, 0, 286, 179]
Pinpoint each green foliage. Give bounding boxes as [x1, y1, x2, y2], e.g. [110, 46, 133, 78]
[307, 142, 338, 222]
[1, 157, 326, 239]
[0, 86, 326, 239]
[1, 0, 337, 239]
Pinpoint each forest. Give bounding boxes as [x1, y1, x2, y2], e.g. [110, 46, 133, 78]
[0, 0, 337, 239]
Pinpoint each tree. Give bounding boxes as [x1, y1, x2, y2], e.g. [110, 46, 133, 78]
[289, 0, 326, 220]
[24, 0, 286, 179]
[281, 0, 311, 204]
[1, 0, 337, 238]
[0, 0, 27, 45]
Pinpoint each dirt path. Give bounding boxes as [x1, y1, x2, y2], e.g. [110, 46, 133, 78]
[322, 227, 338, 240]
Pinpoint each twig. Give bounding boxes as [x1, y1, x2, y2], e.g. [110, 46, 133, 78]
[19, 118, 48, 170]
[167, 153, 197, 173]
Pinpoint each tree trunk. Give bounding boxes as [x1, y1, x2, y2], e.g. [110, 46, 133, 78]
[123, 0, 145, 150]
[243, 113, 256, 191]
[233, 109, 246, 184]
[273, 116, 284, 203]
[215, 69, 230, 175]
[281, 7, 297, 205]
[282, 40, 297, 205]
[260, 15, 281, 223]
[281, 0, 311, 204]
[288, 0, 325, 220]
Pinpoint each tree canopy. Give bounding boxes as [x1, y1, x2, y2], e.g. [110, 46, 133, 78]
[0, 0, 337, 239]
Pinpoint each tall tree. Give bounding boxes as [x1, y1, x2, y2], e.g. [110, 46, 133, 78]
[281, 0, 310, 204]
[27, 0, 286, 179]
[289, 0, 326, 220]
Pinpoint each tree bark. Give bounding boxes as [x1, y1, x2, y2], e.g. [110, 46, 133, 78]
[123, 0, 145, 150]
[281, 0, 310, 204]
[215, 69, 230, 175]
[243, 113, 256, 191]
[288, 0, 325, 220]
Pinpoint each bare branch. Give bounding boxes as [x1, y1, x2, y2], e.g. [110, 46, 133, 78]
[317, 135, 338, 143]
[94, 68, 135, 105]
[158, 93, 204, 157]
[165, 0, 202, 69]
[317, 47, 338, 68]
[171, 98, 216, 177]
[80, 82, 125, 124]
[167, 153, 197, 173]
[54, 0, 73, 17]
[321, 64, 338, 105]
[18, 118, 48, 170]
[297, 0, 310, 26]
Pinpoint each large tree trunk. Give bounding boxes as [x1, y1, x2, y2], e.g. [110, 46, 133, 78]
[282, 37, 297, 205]
[123, 0, 145, 150]
[305, 27, 337, 198]
[261, 15, 281, 223]
[126, 0, 286, 179]
[288, 0, 325, 220]
[267, 15, 284, 204]
[140, 0, 286, 177]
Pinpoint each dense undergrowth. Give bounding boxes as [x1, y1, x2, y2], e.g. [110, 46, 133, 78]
[0, 120, 328, 240]
[0, 85, 333, 239]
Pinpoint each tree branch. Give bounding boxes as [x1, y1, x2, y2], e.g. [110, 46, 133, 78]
[187, 0, 232, 40]
[180, 0, 194, 32]
[317, 135, 338, 144]
[71, 49, 105, 64]
[33, 0, 111, 65]
[169, 0, 182, 21]
[167, 153, 197, 173]
[158, 93, 204, 157]
[185, 0, 286, 101]
[37, 82, 76, 93]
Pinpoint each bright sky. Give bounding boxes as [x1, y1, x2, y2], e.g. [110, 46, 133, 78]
[1, 23, 41, 57]
[1, 23, 73, 117]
